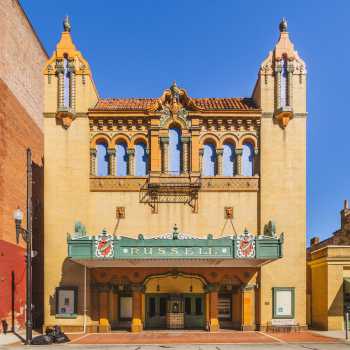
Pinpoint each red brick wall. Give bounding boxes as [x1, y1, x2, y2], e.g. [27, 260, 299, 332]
[0, 77, 44, 331]
[0, 0, 47, 130]
[0, 240, 26, 330]
[0, 1, 46, 333]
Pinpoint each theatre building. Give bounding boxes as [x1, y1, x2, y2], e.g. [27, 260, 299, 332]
[43, 18, 307, 332]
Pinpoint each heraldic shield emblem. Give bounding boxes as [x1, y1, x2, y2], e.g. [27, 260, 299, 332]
[95, 229, 114, 258]
[236, 229, 255, 258]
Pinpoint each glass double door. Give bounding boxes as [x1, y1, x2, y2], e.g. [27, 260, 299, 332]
[145, 294, 205, 329]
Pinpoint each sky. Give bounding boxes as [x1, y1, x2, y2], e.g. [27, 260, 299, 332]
[20, 0, 350, 242]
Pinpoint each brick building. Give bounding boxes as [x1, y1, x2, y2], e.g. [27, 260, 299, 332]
[0, 0, 47, 332]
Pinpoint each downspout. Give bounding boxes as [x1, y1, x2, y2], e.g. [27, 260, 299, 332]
[83, 264, 87, 334]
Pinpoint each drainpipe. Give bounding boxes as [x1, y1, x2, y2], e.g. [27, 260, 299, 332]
[83, 264, 87, 334]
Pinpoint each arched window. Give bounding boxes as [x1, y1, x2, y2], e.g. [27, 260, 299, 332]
[96, 142, 109, 176]
[63, 57, 70, 108]
[280, 58, 287, 107]
[168, 127, 181, 175]
[135, 141, 148, 176]
[116, 141, 128, 176]
[202, 143, 216, 176]
[242, 142, 254, 176]
[223, 142, 235, 176]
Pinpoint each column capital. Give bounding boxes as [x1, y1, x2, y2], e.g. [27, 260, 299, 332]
[131, 284, 145, 293]
[199, 149, 204, 156]
[274, 60, 282, 73]
[254, 149, 259, 155]
[90, 149, 97, 156]
[107, 148, 115, 155]
[216, 149, 224, 156]
[240, 284, 256, 291]
[205, 283, 220, 293]
[127, 149, 135, 156]
[235, 149, 243, 156]
[181, 136, 191, 143]
[55, 60, 64, 74]
[160, 137, 169, 144]
[287, 62, 295, 73]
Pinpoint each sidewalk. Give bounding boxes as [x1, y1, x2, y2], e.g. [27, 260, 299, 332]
[0, 331, 40, 346]
[311, 330, 349, 341]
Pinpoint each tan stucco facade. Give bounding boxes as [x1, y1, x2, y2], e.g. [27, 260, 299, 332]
[308, 202, 350, 330]
[43, 18, 307, 332]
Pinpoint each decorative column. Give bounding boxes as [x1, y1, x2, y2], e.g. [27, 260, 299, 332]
[160, 137, 169, 174]
[68, 60, 76, 110]
[199, 149, 204, 174]
[181, 137, 190, 173]
[207, 284, 219, 332]
[254, 149, 259, 176]
[146, 149, 150, 174]
[240, 286, 255, 331]
[131, 284, 144, 333]
[127, 149, 135, 176]
[235, 149, 243, 176]
[108, 148, 116, 176]
[90, 149, 96, 176]
[274, 61, 282, 109]
[190, 120, 201, 175]
[55, 60, 65, 110]
[150, 118, 161, 176]
[216, 149, 223, 176]
[287, 61, 294, 107]
[99, 285, 111, 332]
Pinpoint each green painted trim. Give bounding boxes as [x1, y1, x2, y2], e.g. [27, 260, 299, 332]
[55, 314, 78, 319]
[67, 234, 283, 261]
[272, 287, 295, 319]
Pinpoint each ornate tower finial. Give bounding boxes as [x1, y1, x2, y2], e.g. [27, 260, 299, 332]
[279, 18, 288, 32]
[63, 15, 71, 32]
[170, 81, 181, 97]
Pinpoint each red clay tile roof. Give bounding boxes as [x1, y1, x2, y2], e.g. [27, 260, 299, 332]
[90, 97, 259, 112]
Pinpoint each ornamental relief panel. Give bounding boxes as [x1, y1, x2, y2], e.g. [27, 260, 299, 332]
[89, 118, 149, 132]
[200, 119, 260, 132]
[90, 176, 259, 192]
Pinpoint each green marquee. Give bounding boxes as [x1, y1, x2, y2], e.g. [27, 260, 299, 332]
[67, 225, 283, 261]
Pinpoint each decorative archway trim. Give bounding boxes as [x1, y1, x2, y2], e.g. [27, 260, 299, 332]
[90, 133, 112, 148]
[111, 133, 132, 148]
[143, 271, 208, 287]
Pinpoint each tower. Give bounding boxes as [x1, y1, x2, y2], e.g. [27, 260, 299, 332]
[253, 18, 307, 327]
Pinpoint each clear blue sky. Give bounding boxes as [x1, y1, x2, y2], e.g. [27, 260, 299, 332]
[21, 0, 350, 242]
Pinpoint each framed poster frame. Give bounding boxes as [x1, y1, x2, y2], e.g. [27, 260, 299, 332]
[118, 293, 132, 321]
[272, 287, 295, 319]
[55, 286, 78, 318]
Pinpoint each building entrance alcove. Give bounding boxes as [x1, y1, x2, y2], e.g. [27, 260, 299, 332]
[144, 274, 206, 330]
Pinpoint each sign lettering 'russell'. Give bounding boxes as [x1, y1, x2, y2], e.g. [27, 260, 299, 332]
[120, 246, 231, 258]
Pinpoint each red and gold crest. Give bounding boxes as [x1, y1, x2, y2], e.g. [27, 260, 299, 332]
[95, 229, 114, 258]
[236, 230, 255, 258]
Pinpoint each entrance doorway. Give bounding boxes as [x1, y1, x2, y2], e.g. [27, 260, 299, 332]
[145, 294, 205, 329]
